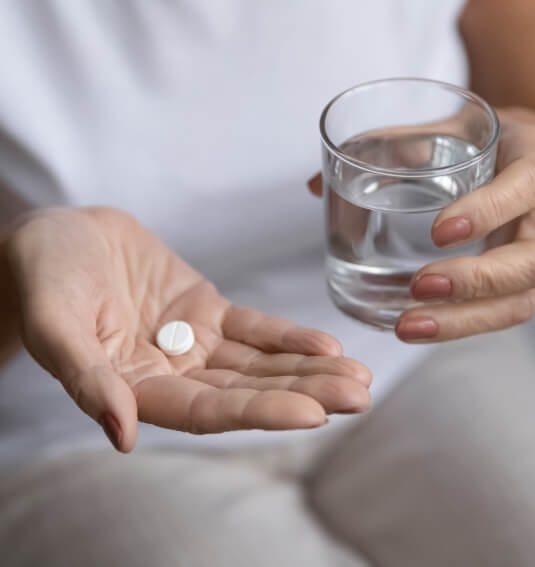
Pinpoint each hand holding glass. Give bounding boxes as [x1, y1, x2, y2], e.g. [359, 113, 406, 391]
[320, 78, 499, 329]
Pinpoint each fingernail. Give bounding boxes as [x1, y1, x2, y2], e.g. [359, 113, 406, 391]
[99, 412, 122, 451]
[307, 173, 320, 186]
[412, 274, 452, 300]
[433, 217, 472, 247]
[396, 317, 438, 341]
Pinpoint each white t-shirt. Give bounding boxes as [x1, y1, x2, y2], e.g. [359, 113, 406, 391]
[0, 0, 467, 467]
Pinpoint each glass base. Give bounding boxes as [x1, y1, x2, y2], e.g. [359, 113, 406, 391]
[327, 282, 404, 330]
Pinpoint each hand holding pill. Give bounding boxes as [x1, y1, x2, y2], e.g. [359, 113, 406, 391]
[4, 207, 372, 452]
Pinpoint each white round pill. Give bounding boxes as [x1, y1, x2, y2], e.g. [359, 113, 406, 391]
[156, 321, 195, 356]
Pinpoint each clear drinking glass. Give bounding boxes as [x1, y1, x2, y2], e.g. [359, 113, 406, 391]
[320, 78, 500, 330]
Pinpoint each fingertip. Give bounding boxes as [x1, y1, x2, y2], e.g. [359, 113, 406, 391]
[325, 337, 344, 357]
[301, 406, 329, 429]
[432, 216, 472, 248]
[299, 404, 329, 429]
[323, 356, 371, 386]
[118, 419, 138, 453]
[99, 412, 122, 452]
[356, 365, 373, 388]
[98, 411, 137, 453]
[251, 391, 326, 430]
[411, 274, 452, 301]
[395, 315, 439, 343]
[302, 328, 343, 356]
[287, 394, 327, 429]
[117, 441, 136, 454]
[307, 172, 323, 197]
[90, 366, 139, 453]
[333, 382, 372, 414]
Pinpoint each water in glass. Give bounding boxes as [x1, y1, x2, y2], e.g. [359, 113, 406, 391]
[326, 133, 494, 329]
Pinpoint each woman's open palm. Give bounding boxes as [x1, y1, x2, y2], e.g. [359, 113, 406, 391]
[6, 207, 371, 451]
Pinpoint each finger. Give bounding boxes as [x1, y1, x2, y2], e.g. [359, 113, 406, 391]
[495, 108, 535, 171]
[411, 240, 535, 301]
[307, 173, 323, 197]
[396, 290, 535, 343]
[135, 374, 328, 433]
[222, 306, 343, 356]
[209, 340, 371, 386]
[431, 158, 535, 247]
[186, 369, 371, 414]
[21, 294, 138, 452]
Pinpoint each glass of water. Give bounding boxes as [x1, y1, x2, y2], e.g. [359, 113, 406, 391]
[320, 78, 500, 330]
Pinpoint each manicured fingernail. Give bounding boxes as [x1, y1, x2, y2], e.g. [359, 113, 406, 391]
[433, 217, 472, 247]
[412, 274, 452, 300]
[307, 173, 323, 196]
[396, 317, 438, 341]
[99, 412, 122, 451]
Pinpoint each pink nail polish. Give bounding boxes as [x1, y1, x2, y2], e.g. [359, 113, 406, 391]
[433, 217, 472, 247]
[412, 274, 452, 300]
[99, 412, 122, 451]
[396, 317, 438, 341]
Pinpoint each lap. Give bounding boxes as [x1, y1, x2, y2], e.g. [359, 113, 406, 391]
[0, 449, 368, 567]
[3, 326, 535, 567]
[307, 325, 535, 567]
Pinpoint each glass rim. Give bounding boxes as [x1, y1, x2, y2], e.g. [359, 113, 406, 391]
[319, 77, 500, 179]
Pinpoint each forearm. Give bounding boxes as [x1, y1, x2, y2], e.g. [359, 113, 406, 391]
[459, 0, 535, 110]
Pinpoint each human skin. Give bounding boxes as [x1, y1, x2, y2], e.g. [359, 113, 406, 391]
[0, 207, 371, 452]
[2, 0, 534, 450]
[309, 0, 535, 343]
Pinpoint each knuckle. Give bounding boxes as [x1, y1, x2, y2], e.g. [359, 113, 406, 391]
[476, 158, 535, 233]
[485, 191, 505, 229]
[330, 357, 362, 377]
[469, 262, 495, 297]
[470, 193, 502, 234]
[185, 400, 202, 435]
[186, 389, 222, 435]
[184, 415, 204, 435]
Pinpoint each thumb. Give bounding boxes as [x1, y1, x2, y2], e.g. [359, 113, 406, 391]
[65, 366, 138, 453]
[22, 298, 138, 453]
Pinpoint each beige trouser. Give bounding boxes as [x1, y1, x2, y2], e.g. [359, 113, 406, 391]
[2, 326, 535, 567]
